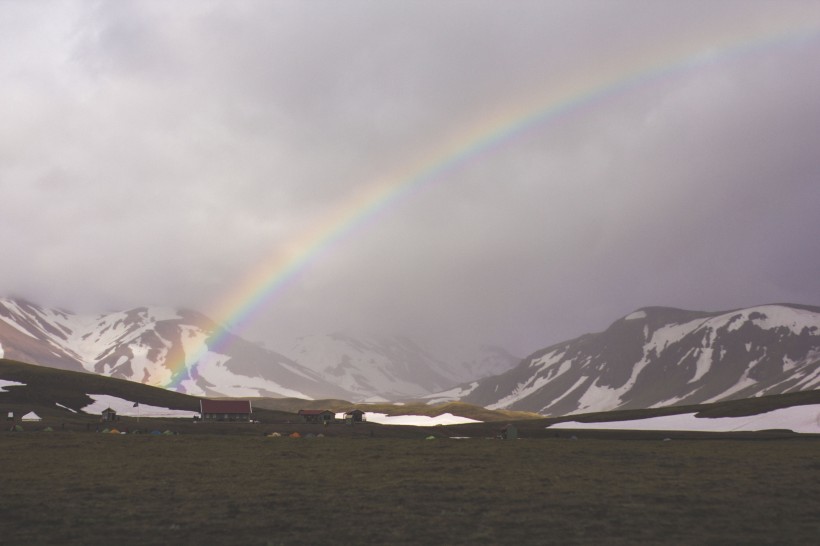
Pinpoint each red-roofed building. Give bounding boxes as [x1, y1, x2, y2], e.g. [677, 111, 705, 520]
[298, 409, 335, 424]
[200, 400, 252, 422]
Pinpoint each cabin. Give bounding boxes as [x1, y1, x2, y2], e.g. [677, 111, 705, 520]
[345, 409, 366, 423]
[101, 408, 117, 422]
[200, 400, 253, 422]
[298, 409, 335, 425]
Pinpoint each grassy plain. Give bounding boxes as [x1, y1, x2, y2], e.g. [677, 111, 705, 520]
[1, 433, 818, 545]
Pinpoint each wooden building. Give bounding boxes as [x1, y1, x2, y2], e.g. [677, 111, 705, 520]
[298, 409, 335, 424]
[200, 400, 253, 422]
[345, 409, 366, 423]
[101, 408, 117, 422]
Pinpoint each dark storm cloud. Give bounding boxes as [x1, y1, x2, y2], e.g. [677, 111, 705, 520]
[1, 1, 819, 356]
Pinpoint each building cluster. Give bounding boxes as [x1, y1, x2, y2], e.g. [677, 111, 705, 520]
[197, 400, 366, 424]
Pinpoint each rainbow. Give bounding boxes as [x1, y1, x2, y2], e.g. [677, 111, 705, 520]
[165, 20, 820, 390]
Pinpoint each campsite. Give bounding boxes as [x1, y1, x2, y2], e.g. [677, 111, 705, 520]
[2, 359, 820, 544]
[2, 430, 819, 545]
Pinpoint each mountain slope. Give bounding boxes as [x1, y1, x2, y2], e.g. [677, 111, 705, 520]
[284, 333, 520, 399]
[436, 304, 820, 415]
[0, 298, 352, 400]
[285, 333, 459, 399]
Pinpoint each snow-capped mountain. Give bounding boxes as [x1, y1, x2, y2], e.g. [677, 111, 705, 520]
[284, 334, 520, 400]
[0, 297, 352, 400]
[451, 344, 521, 382]
[284, 333, 459, 399]
[431, 304, 820, 415]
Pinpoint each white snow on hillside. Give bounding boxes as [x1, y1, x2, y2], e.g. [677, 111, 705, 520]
[422, 382, 479, 405]
[81, 394, 199, 418]
[55, 402, 77, 413]
[176, 327, 312, 399]
[550, 404, 820, 434]
[0, 379, 25, 392]
[364, 412, 480, 426]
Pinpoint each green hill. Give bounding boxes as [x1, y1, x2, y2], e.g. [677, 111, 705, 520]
[1, 358, 200, 418]
[5, 357, 817, 439]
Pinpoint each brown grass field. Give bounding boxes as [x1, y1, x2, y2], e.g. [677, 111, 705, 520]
[1, 431, 818, 545]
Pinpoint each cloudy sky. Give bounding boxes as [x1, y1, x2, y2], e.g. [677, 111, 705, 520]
[2, 1, 820, 358]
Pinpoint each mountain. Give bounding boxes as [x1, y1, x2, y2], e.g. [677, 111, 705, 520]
[449, 344, 521, 383]
[283, 333, 520, 400]
[431, 304, 820, 415]
[285, 333, 460, 400]
[0, 297, 352, 400]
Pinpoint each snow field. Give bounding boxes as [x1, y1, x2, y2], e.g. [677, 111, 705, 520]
[550, 404, 820, 434]
[0, 379, 26, 392]
[82, 394, 199, 418]
[364, 412, 480, 426]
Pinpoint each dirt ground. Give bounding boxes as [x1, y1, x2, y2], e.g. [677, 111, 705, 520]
[1, 433, 818, 545]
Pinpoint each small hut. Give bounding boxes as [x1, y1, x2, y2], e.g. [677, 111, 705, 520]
[298, 409, 335, 425]
[344, 409, 366, 424]
[101, 407, 117, 422]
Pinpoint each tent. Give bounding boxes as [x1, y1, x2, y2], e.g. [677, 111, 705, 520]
[289, 432, 301, 438]
[150, 430, 162, 435]
[21, 411, 41, 422]
[11, 424, 23, 432]
[101, 428, 110, 433]
[162, 430, 174, 435]
[267, 432, 282, 437]
[43, 427, 54, 432]
[425, 435, 436, 440]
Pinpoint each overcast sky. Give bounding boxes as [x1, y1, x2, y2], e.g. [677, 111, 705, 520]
[2, 1, 820, 358]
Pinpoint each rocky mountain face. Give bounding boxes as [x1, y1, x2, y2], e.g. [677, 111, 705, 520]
[0, 298, 351, 400]
[433, 304, 820, 415]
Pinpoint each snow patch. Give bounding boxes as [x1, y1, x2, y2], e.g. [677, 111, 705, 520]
[624, 310, 647, 320]
[364, 412, 480, 426]
[56, 402, 78, 413]
[541, 376, 588, 412]
[688, 347, 714, 384]
[0, 379, 26, 392]
[550, 404, 820, 434]
[488, 374, 554, 410]
[423, 382, 478, 405]
[0, 313, 36, 337]
[178, 327, 312, 399]
[575, 380, 622, 413]
[82, 394, 199, 418]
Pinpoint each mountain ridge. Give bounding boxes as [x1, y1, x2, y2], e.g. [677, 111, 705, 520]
[431, 303, 820, 415]
[0, 297, 351, 400]
[0, 297, 517, 401]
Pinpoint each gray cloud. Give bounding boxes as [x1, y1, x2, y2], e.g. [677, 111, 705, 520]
[2, 1, 819, 357]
